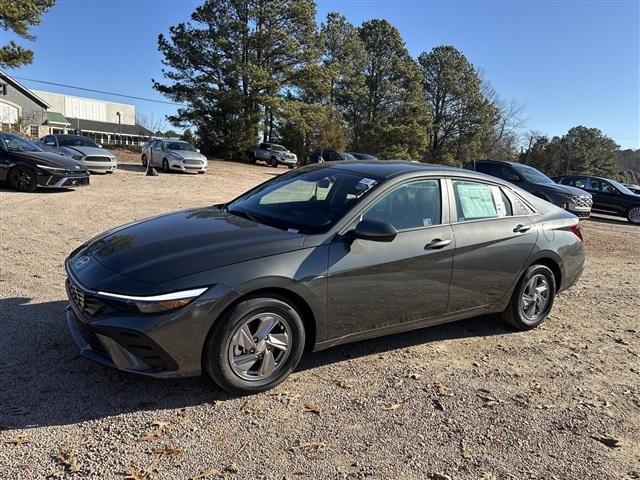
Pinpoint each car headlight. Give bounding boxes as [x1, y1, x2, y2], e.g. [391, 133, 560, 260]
[97, 287, 207, 314]
[37, 164, 67, 172]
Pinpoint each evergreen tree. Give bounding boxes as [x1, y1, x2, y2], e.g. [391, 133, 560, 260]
[0, 0, 55, 68]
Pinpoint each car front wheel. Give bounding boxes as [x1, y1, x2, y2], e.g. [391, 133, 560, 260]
[501, 264, 556, 330]
[204, 295, 305, 394]
[627, 206, 640, 225]
[9, 166, 37, 192]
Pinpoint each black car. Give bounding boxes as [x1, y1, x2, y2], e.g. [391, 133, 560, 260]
[0, 132, 89, 192]
[348, 152, 378, 161]
[554, 175, 640, 224]
[465, 160, 592, 218]
[66, 161, 586, 394]
[305, 149, 357, 165]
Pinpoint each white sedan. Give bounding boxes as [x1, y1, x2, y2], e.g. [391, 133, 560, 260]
[142, 139, 208, 174]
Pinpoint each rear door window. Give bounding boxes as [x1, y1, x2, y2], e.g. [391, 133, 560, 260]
[452, 180, 512, 221]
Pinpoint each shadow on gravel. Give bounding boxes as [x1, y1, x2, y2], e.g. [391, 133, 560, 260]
[0, 296, 509, 430]
[116, 163, 147, 173]
[0, 184, 76, 194]
[584, 215, 631, 227]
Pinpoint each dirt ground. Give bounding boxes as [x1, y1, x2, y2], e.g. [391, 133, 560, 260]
[1, 151, 638, 480]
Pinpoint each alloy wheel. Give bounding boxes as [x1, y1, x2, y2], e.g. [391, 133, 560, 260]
[227, 312, 291, 381]
[628, 207, 640, 225]
[519, 273, 551, 323]
[10, 168, 35, 192]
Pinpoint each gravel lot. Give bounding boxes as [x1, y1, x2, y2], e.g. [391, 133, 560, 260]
[1, 152, 639, 480]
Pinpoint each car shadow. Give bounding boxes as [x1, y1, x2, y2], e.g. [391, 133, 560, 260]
[0, 184, 76, 194]
[116, 163, 147, 173]
[0, 296, 510, 430]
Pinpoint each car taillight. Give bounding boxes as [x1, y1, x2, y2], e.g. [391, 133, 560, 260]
[569, 224, 584, 241]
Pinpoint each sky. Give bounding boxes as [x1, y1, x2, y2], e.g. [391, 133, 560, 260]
[3, 0, 639, 148]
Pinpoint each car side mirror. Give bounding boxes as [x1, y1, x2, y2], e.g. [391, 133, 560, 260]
[605, 186, 617, 194]
[353, 219, 397, 242]
[507, 174, 521, 182]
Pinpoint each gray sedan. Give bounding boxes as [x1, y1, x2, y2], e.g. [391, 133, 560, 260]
[141, 139, 208, 174]
[39, 134, 117, 173]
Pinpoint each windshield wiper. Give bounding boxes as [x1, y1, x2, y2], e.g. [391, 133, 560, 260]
[227, 208, 264, 225]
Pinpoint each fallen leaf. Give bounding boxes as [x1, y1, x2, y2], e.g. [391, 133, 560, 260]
[123, 464, 157, 480]
[336, 380, 353, 390]
[482, 473, 497, 480]
[304, 403, 322, 415]
[190, 468, 221, 480]
[290, 441, 326, 453]
[591, 435, 621, 449]
[382, 402, 404, 411]
[270, 391, 301, 405]
[426, 382, 453, 397]
[56, 449, 82, 473]
[4, 435, 29, 445]
[150, 444, 183, 456]
[139, 421, 169, 442]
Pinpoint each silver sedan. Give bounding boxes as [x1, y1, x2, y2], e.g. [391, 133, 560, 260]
[141, 139, 208, 174]
[39, 134, 117, 173]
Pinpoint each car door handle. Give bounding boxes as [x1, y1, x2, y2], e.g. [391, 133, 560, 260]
[513, 224, 531, 233]
[425, 239, 452, 250]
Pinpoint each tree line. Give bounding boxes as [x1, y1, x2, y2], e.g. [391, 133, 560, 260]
[153, 0, 523, 165]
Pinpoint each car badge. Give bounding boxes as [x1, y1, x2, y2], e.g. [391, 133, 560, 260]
[75, 165, 80, 169]
[74, 255, 90, 270]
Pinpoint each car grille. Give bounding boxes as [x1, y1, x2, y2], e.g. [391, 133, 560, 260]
[66, 277, 137, 319]
[572, 195, 593, 208]
[62, 177, 89, 187]
[184, 159, 203, 166]
[84, 156, 112, 163]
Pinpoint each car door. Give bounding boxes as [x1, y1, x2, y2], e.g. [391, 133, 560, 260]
[327, 178, 454, 339]
[586, 178, 623, 214]
[447, 178, 538, 312]
[257, 143, 270, 160]
[152, 141, 164, 166]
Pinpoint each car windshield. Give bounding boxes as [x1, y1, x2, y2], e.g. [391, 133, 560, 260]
[0, 133, 43, 152]
[58, 136, 98, 147]
[166, 141, 196, 151]
[513, 164, 555, 184]
[341, 152, 357, 161]
[226, 168, 380, 233]
[269, 144, 288, 152]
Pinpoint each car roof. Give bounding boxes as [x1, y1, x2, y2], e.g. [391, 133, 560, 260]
[471, 159, 522, 167]
[308, 159, 501, 182]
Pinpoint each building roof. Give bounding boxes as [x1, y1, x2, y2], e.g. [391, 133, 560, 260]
[0, 70, 51, 109]
[46, 111, 70, 126]
[67, 117, 154, 137]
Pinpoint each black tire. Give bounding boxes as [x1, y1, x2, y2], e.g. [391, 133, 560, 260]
[501, 264, 556, 330]
[287, 165, 294, 169]
[626, 205, 640, 225]
[141, 154, 147, 167]
[8, 166, 37, 192]
[269, 156, 278, 168]
[162, 159, 170, 173]
[203, 295, 306, 394]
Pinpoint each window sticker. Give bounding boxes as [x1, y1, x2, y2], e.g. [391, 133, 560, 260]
[356, 178, 377, 191]
[422, 218, 433, 226]
[491, 187, 508, 217]
[456, 183, 498, 219]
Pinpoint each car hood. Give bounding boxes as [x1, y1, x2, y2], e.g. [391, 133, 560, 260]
[82, 207, 304, 285]
[540, 183, 589, 197]
[62, 146, 113, 157]
[168, 150, 205, 160]
[16, 150, 86, 171]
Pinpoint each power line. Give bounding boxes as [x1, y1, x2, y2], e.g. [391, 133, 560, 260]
[13, 76, 186, 107]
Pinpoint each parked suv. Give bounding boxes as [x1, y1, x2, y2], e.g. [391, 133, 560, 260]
[553, 175, 640, 225]
[465, 160, 592, 218]
[305, 149, 357, 165]
[251, 143, 297, 168]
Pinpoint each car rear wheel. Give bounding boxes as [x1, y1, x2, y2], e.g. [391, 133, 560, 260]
[269, 156, 278, 168]
[9, 166, 37, 192]
[204, 295, 305, 394]
[627, 206, 640, 225]
[501, 264, 556, 330]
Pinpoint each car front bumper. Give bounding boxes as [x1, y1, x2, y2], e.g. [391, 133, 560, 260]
[81, 158, 117, 173]
[37, 172, 90, 188]
[65, 276, 234, 378]
[169, 159, 208, 173]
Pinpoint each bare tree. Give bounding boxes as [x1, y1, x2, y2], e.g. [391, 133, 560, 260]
[135, 113, 168, 138]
